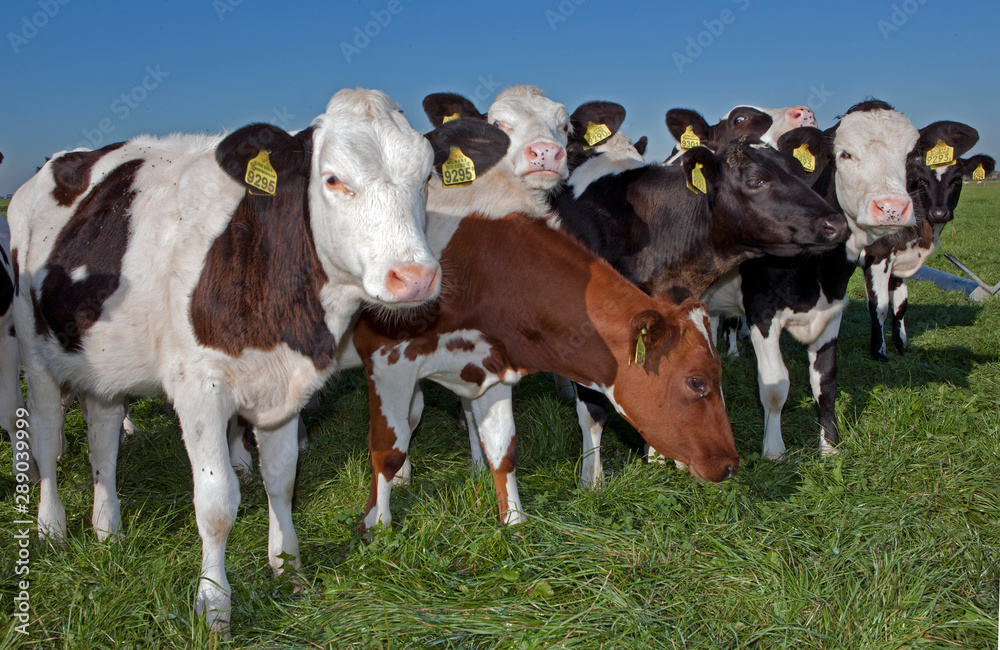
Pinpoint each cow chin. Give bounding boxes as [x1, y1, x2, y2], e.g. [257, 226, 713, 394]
[520, 168, 566, 191]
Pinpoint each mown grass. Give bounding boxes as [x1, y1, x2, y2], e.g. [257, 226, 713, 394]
[1, 200, 9, 220]
[1, 188, 998, 648]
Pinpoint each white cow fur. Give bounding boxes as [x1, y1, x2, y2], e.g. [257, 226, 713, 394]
[10, 88, 438, 633]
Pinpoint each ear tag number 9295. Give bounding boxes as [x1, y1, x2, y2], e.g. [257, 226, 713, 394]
[442, 146, 476, 187]
[245, 149, 277, 195]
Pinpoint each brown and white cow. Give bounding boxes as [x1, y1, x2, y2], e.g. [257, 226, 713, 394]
[9, 88, 441, 633]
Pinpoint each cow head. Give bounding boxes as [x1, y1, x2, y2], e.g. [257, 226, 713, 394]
[665, 105, 816, 163]
[424, 86, 570, 195]
[564, 101, 644, 172]
[828, 100, 919, 244]
[681, 137, 847, 256]
[611, 296, 737, 482]
[907, 121, 992, 225]
[303, 88, 440, 307]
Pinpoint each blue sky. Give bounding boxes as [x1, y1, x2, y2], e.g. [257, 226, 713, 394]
[2, 0, 997, 194]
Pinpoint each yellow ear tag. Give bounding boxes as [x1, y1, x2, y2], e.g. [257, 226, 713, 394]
[972, 164, 986, 181]
[442, 112, 461, 124]
[632, 327, 647, 367]
[792, 143, 816, 173]
[583, 122, 613, 148]
[245, 149, 277, 196]
[686, 162, 707, 194]
[926, 140, 955, 169]
[679, 125, 701, 150]
[441, 146, 476, 187]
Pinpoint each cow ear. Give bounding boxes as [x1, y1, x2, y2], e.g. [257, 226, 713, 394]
[680, 146, 720, 194]
[423, 93, 485, 128]
[425, 118, 510, 179]
[665, 109, 710, 148]
[960, 154, 995, 177]
[633, 136, 648, 157]
[216, 123, 312, 189]
[629, 309, 676, 371]
[777, 126, 832, 176]
[916, 121, 980, 158]
[569, 101, 626, 148]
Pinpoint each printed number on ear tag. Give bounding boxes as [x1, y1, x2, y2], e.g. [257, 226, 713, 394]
[792, 143, 816, 173]
[686, 162, 707, 194]
[972, 164, 986, 181]
[442, 146, 476, 187]
[926, 140, 955, 169]
[583, 122, 613, 148]
[245, 150, 277, 196]
[679, 125, 701, 150]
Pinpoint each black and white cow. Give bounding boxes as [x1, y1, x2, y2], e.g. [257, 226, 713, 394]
[860, 120, 994, 361]
[664, 104, 817, 163]
[9, 88, 442, 633]
[706, 100, 919, 460]
[546, 102, 846, 486]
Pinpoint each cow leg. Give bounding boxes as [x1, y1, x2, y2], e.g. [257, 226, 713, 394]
[462, 396, 486, 468]
[173, 392, 238, 634]
[80, 394, 125, 540]
[575, 383, 609, 489]
[808, 316, 842, 455]
[750, 322, 789, 461]
[720, 315, 743, 358]
[120, 396, 137, 444]
[0, 328, 35, 481]
[22, 363, 67, 540]
[553, 373, 576, 401]
[254, 417, 301, 582]
[469, 384, 524, 525]
[392, 387, 423, 486]
[362, 372, 416, 533]
[864, 259, 891, 363]
[889, 275, 908, 354]
[227, 415, 253, 473]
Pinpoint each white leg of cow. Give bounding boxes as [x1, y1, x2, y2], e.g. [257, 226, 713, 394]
[80, 394, 125, 540]
[120, 397, 137, 445]
[363, 374, 418, 532]
[392, 387, 423, 486]
[576, 397, 604, 489]
[173, 392, 239, 634]
[807, 314, 842, 457]
[23, 365, 67, 540]
[469, 384, 524, 525]
[750, 324, 789, 461]
[227, 415, 253, 474]
[254, 417, 301, 581]
[864, 260, 891, 363]
[890, 276, 909, 354]
[462, 396, 486, 468]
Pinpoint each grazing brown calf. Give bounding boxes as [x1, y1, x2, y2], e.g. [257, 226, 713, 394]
[353, 213, 738, 532]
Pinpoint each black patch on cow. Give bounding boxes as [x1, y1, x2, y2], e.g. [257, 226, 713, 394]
[0, 259, 12, 318]
[813, 338, 839, 446]
[425, 118, 510, 179]
[843, 98, 894, 115]
[35, 158, 142, 352]
[192, 124, 337, 370]
[633, 136, 648, 158]
[11, 248, 18, 297]
[50, 141, 127, 207]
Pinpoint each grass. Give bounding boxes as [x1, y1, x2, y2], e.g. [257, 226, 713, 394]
[1, 188, 998, 648]
[1, 200, 9, 220]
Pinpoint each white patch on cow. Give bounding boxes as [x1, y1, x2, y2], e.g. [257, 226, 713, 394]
[365, 474, 393, 529]
[569, 132, 646, 199]
[502, 471, 526, 525]
[687, 306, 714, 354]
[487, 86, 570, 194]
[69, 265, 88, 282]
[576, 397, 604, 489]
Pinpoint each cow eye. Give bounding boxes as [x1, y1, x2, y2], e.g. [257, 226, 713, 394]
[492, 120, 508, 131]
[839, 151, 853, 161]
[734, 116, 746, 125]
[686, 376, 709, 397]
[745, 177, 766, 189]
[558, 122, 570, 134]
[326, 175, 351, 195]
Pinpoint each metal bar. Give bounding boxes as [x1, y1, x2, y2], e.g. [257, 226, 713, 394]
[943, 254, 1000, 295]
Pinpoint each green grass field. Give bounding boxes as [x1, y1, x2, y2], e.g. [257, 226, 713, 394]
[0, 199, 9, 220]
[2, 188, 998, 648]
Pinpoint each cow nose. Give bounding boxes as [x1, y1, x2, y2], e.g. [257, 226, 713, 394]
[823, 217, 849, 242]
[928, 207, 950, 221]
[869, 197, 913, 226]
[787, 106, 816, 128]
[385, 262, 441, 303]
[525, 142, 566, 171]
[722, 463, 738, 480]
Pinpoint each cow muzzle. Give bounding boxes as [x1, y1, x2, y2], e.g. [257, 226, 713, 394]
[786, 106, 817, 128]
[384, 262, 441, 304]
[868, 196, 914, 227]
[523, 141, 566, 177]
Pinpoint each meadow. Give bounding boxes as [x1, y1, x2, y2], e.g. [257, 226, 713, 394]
[1, 187, 998, 648]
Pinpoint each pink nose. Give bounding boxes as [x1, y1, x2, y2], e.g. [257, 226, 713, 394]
[869, 197, 913, 226]
[524, 142, 566, 173]
[786, 106, 817, 128]
[385, 263, 441, 303]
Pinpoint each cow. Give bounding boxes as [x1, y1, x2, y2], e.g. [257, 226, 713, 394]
[705, 99, 919, 460]
[860, 120, 994, 361]
[9, 88, 442, 633]
[664, 104, 817, 163]
[548, 102, 846, 487]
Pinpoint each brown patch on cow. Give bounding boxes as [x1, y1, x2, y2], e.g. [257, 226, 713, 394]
[488, 437, 517, 522]
[36, 159, 143, 352]
[385, 348, 400, 365]
[446, 337, 475, 353]
[191, 124, 337, 370]
[459, 363, 487, 386]
[50, 142, 126, 207]
[403, 334, 439, 361]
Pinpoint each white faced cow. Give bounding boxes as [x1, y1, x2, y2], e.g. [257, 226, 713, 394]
[9, 88, 440, 634]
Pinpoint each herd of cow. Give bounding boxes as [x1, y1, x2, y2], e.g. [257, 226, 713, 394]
[0, 85, 993, 633]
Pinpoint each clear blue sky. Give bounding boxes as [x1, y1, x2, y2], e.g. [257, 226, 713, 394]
[2, 0, 997, 194]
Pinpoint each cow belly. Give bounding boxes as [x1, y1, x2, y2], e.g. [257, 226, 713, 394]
[778, 296, 846, 345]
